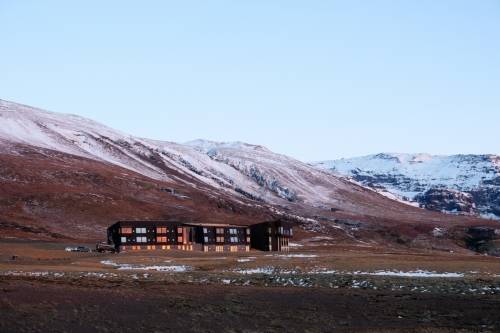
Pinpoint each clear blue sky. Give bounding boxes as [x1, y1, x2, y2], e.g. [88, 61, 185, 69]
[1, 1, 499, 161]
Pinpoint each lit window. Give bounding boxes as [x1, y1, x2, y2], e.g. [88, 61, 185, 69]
[136, 227, 146, 234]
[230, 228, 237, 235]
[157, 236, 167, 243]
[157, 227, 167, 234]
[204, 236, 209, 243]
[136, 236, 147, 243]
[121, 227, 133, 234]
[121, 237, 127, 243]
[203, 228, 208, 234]
[216, 228, 224, 234]
[177, 227, 183, 234]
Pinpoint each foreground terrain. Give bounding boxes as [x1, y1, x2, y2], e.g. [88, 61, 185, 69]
[1, 241, 499, 332]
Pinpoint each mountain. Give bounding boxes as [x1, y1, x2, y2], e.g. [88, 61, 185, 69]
[312, 153, 500, 220]
[0, 99, 496, 253]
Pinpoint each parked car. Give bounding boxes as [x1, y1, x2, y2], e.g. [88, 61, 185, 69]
[95, 242, 116, 253]
[64, 246, 91, 253]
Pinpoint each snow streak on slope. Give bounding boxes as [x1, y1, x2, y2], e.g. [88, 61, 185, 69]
[0, 100, 350, 209]
[0, 100, 276, 199]
[2, 99, 495, 230]
[185, 139, 353, 206]
[312, 153, 500, 219]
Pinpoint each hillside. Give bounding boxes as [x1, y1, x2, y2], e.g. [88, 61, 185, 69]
[312, 153, 500, 220]
[0, 99, 496, 252]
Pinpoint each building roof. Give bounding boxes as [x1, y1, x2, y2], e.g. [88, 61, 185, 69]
[109, 220, 247, 229]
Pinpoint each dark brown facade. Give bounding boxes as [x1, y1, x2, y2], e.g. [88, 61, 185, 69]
[108, 221, 250, 253]
[250, 220, 293, 252]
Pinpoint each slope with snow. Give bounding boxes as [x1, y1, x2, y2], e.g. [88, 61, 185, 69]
[0, 99, 420, 219]
[1, 99, 497, 249]
[312, 153, 500, 219]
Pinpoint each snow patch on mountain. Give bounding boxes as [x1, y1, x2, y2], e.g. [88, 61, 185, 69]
[0, 99, 352, 212]
[312, 153, 500, 219]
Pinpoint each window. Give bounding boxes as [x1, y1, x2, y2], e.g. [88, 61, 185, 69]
[229, 228, 237, 235]
[216, 236, 224, 243]
[177, 227, 183, 234]
[216, 228, 224, 234]
[121, 227, 132, 234]
[203, 228, 208, 234]
[120, 237, 127, 243]
[157, 236, 167, 243]
[230, 236, 238, 243]
[157, 227, 167, 234]
[136, 236, 147, 243]
[204, 236, 209, 243]
[136, 227, 146, 234]
[246, 228, 250, 235]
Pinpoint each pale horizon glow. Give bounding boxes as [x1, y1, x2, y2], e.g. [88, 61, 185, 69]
[1, 1, 499, 161]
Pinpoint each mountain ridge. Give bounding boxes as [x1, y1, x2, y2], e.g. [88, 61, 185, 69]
[0, 98, 497, 254]
[313, 153, 500, 220]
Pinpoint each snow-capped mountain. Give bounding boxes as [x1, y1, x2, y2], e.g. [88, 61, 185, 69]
[0, 99, 412, 217]
[312, 153, 500, 219]
[1, 99, 496, 249]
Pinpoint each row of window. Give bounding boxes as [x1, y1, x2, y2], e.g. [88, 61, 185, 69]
[121, 226, 252, 236]
[121, 235, 247, 244]
[121, 227, 177, 235]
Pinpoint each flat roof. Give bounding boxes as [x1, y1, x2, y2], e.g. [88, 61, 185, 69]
[109, 219, 293, 229]
[110, 220, 246, 228]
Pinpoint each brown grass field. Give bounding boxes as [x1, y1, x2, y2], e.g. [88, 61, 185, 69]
[1, 240, 500, 332]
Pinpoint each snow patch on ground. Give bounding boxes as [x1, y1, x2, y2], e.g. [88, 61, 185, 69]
[237, 257, 256, 263]
[277, 254, 318, 258]
[100, 260, 191, 272]
[312, 268, 464, 278]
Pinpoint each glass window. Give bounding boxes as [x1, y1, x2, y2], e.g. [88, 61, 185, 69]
[136, 227, 146, 234]
[204, 236, 209, 243]
[156, 236, 167, 243]
[120, 237, 127, 243]
[203, 228, 208, 234]
[136, 236, 147, 243]
[216, 228, 224, 234]
[157, 227, 167, 234]
[121, 227, 133, 234]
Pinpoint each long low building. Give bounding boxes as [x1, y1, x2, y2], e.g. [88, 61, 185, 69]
[107, 220, 293, 253]
[108, 221, 250, 253]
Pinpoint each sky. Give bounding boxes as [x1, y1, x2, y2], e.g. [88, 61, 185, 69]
[1, 1, 499, 161]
